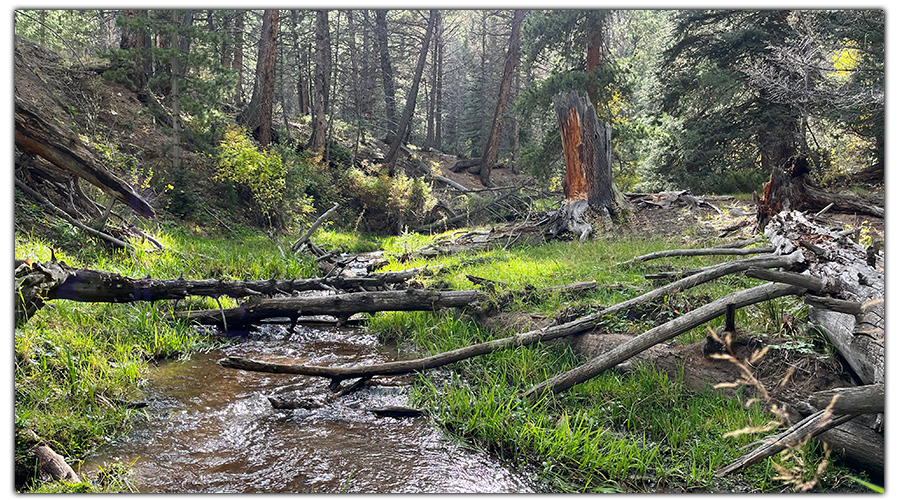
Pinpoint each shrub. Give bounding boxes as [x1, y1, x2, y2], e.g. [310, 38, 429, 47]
[215, 125, 286, 220]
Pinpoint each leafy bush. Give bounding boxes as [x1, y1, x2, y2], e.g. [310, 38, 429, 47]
[215, 125, 286, 221]
[345, 169, 433, 235]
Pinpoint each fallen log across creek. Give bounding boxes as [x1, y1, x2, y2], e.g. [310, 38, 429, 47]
[176, 289, 487, 328]
[13, 259, 430, 327]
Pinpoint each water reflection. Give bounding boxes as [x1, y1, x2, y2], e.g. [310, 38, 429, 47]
[82, 325, 547, 493]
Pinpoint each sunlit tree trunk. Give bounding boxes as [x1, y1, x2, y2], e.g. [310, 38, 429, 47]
[478, 9, 526, 187]
[237, 9, 278, 149]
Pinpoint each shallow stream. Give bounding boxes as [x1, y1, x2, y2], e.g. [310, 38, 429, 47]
[81, 323, 549, 493]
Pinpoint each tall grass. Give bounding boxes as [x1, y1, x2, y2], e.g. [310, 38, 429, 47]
[366, 233, 844, 492]
[14, 225, 323, 491]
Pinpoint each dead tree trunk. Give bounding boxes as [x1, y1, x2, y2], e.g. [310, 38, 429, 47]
[14, 259, 428, 327]
[545, 91, 624, 240]
[762, 210, 884, 386]
[176, 289, 485, 328]
[384, 10, 438, 170]
[15, 95, 155, 218]
[755, 156, 884, 231]
[478, 9, 526, 187]
[524, 282, 806, 401]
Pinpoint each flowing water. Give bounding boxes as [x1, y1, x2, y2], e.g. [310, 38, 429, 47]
[81, 323, 550, 493]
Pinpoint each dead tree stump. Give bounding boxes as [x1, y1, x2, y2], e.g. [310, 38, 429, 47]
[545, 91, 626, 240]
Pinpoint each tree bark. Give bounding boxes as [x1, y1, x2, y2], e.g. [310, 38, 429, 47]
[525, 282, 806, 401]
[15, 95, 155, 218]
[237, 9, 278, 149]
[177, 288, 485, 328]
[478, 10, 526, 187]
[384, 10, 438, 170]
[374, 10, 398, 145]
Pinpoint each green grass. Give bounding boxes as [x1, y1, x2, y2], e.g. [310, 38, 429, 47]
[14, 224, 326, 492]
[365, 234, 849, 492]
[15, 223, 849, 493]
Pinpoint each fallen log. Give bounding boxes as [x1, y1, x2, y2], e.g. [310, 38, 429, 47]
[220, 259, 802, 390]
[219, 301, 620, 387]
[14, 259, 428, 326]
[716, 410, 857, 478]
[524, 282, 806, 401]
[15, 178, 134, 251]
[15, 94, 155, 218]
[763, 211, 884, 385]
[449, 158, 482, 173]
[805, 384, 884, 416]
[413, 182, 526, 233]
[178, 289, 486, 328]
[617, 245, 775, 266]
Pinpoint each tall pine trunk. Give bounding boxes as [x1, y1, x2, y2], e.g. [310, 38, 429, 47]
[383, 10, 438, 171]
[375, 10, 398, 145]
[308, 9, 331, 156]
[478, 9, 526, 187]
[233, 11, 244, 107]
[237, 9, 278, 149]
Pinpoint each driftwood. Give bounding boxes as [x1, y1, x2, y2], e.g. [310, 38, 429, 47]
[15, 94, 155, 218]
[14, 259, 428, 326]
[524, 282, 806, 401]
[178, 289, 486, 328]
[291, 203, 339, 252]
[617, 245, 775, 266]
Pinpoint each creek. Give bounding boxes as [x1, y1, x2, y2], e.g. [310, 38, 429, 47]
[81, 322, 551, 493]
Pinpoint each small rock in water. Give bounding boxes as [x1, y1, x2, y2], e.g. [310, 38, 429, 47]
[365, 405, 426, 418]
[267, 395, 325, 410]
